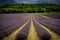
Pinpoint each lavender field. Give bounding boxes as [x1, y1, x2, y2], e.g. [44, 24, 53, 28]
[0, 13, 60, 40]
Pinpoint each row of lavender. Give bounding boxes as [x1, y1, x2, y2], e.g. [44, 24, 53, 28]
[15, 21, 31, 40]
[33, 21, 51, 40]
[0, 14, 28, 40]
[36, 14, 60, 35]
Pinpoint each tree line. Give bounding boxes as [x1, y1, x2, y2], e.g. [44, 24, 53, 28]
[0, 4, 60, 13]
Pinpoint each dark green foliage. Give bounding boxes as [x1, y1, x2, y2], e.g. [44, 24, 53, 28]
[0, 4, 60, 13]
